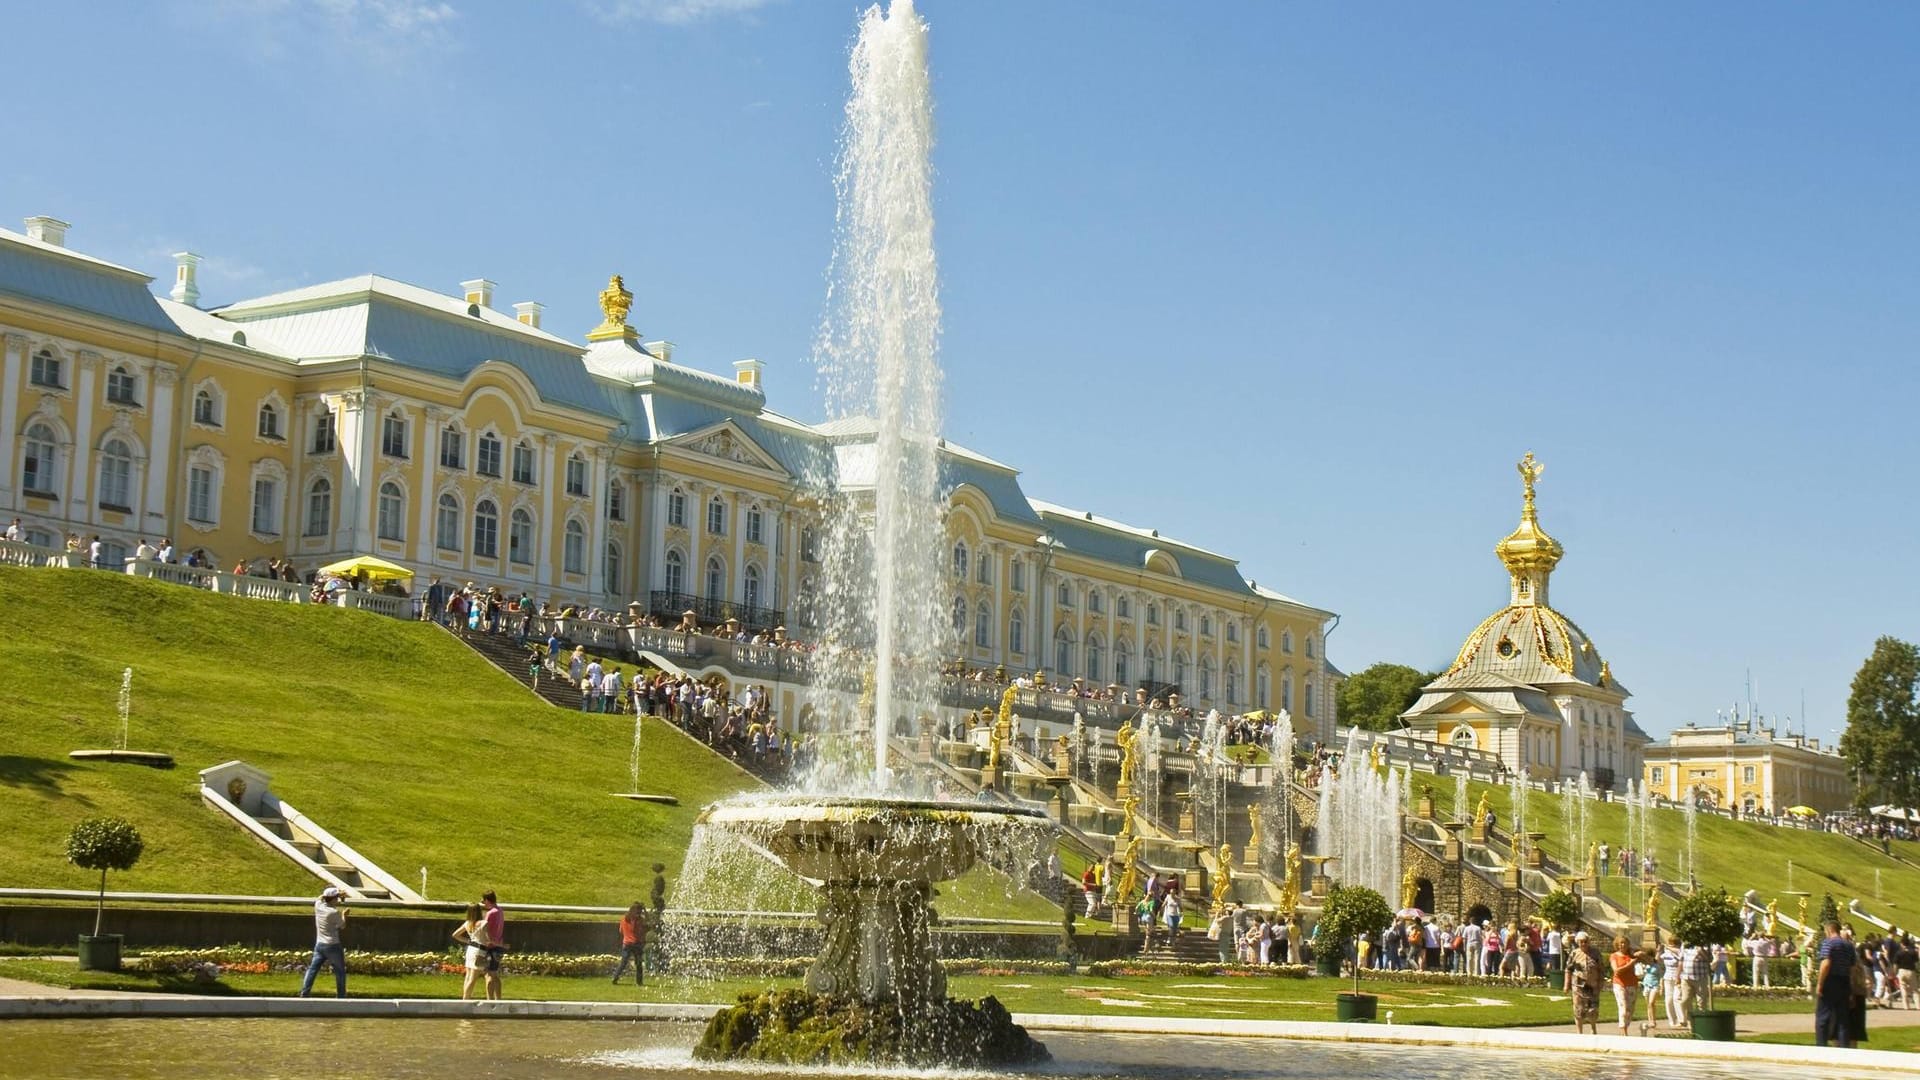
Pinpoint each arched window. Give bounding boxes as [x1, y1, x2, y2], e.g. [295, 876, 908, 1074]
[310, 410, 336, 454]
[1257, 625, 1270, 649]
[604, 541, 623, 595]
[1200, 656, 1215, 699]
[1009, 610, 1024, 656]
[1225, 661, 1239, 703]
[608, 478, 626, 522]
[30, 348, 62, 388]
[706, 497, 727, 535]
[1256, 666, 1270, 709]
[669, 488, 687, 528]
[745, 565, 762, 611]
[97, 439, 133, 509]
[376, 482, 405, 541]
[1054, 626, 1075, 678]
[380, 410, 408, 458]
[257, 402, 281, 440]
[952, 595, 968, 638]
[1281, 629, 1293, 654]
[564, 520, 586, 575]
[1116, 594, 1130, 619]
[1114, 647, 1130, 687]
[665, 550, 685, 595]
[975, 549, 991, 585]
[1174, 650, 1189, 689]
[1450, 725, 1477, 749]
[1086, 634, 1103, 682]
[472, 499, 499, 558]
[746, 505, 764, 544]
[952, 541, 969, 580]
[1226, 621, 1238, 643]
[22, 423, 57, 494]
[511, 440, 536, 485]
[1305, 634, 1316, 659]
[1089, 590, 1104, 615]
[106, 365, 138, 406]
[565, 453, 587, 496]
[304, 476, 332, 537]
[509, 508, 534, 564]
[1200, 614, 1211, 637]
[435, 493, 461, 551]
[439, 424, 465, 470]
[1304, 680, 1317, 718]
[704, 556, 724, 600]
[1146, 602, 1159, 626]
[193, 387, 221, 427]
[1282, 671, 1293, 712]
[1145, 645, 1161, 684]
[476, 433, 502, 477]
[1057, 580, 1073, 607]
[974, 603, 991, 649]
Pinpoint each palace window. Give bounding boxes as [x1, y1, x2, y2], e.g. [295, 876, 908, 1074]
[564, 520, 586, 575]
[193, 387, 221, 427]
[665, 550, 685, 595]
[975, 605, 991, 649]
[1146, 602, 1159, 626]
[704, 556, 724, 600]
[258, 402, 282, 440]
[1057, 581, 1073, 608]
[511, 441, 535, 485]
[1055, 627, 1075, 678]
[745, 565, 762, 611]
[1305, 635, 1316, 659]
[952, 541, 969, 580]
[668, 488, 688, 528]
[976, 551, 991, 585]
[509, 509, 534, 565]
[473, 500, 499, 559]
[1742, 765, 1756, 784]
[1115, 649, 1130, 687]
[707, 497, 727, 536]
[1145, 647, 1160, 683]
[381, 412, 408, 458]
[1087, 636, 1104, 682]
[1010, 558, 1025, 593]
[1225, 664, 1238, 703]
[1281, 629, 1293, 654]
[1257, 625, 1269, 649]
[1256, 667, 1269, 709]
[477, 434, 502, 478]
[1650, 767, 1664, 785]
[435, 493, 461, 551]
[439, 428, 465, 470]
[97, 439, 132, 509]
[801, 526, 819, 562]
[1304, 681, 1317, 718]
[188, 466, 217, 524]
[1009, 611, 1024, 656]
[605, 542, 623, 595]
[30, 349, 62, 388]
[21, 424, 56, 495]
[1200, 614, 1211, 637]
[609, 479, 626, 522]
[1175, 609, 1188, 632]
[1451, 726, 1477, 748]
[1226, 621, 1239, 644]
[251, 478, 281, 536]
[304, 478, 333, 537]
[747, 506, 764, 544]
[311, 412, 335, 454]
[1089, 590, 1104, 615]
[565, 454, 587, 496]
[106, 365, 138, 406]
[1174, 651, 1189, 688]
[376, 482, 404, 541]
[1200, 659, 1213, 699]
[1116, 594, 1130, 619]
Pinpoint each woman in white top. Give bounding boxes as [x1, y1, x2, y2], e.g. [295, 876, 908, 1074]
[452, 902, 493, 1000]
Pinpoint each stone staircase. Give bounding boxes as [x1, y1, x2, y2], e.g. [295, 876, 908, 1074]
[199, 760, 422, 902]
[1139, 927, 1228, 963]
[449, 626, 583, 710]
[254, 814, 393, 899]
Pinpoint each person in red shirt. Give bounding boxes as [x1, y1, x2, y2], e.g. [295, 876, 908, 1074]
[1610, 936, 1640, 1035]
[613, 902, 650, 986]
[480, 890, 507, 1000]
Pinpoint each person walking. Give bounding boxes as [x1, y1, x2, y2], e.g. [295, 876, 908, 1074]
[1566, 931, 1604, 1035]
[451, 902, 493, 1000]
[1815, 920, 1859, 1048]
[297, 887, 349, 998]
[480, 890, 507, 1000]
[1609, 936, 1639, 1035]
[1660, 935, 1688, 1029]
[612, 902, 650, 986]
[1639, 947, 1663, 1031]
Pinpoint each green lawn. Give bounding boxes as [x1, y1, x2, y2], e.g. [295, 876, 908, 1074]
[1426, 776, 1919, 928]
[0, 566, 1054, 921]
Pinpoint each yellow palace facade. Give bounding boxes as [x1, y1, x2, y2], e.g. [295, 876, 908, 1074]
[0, 216, 1341, 726]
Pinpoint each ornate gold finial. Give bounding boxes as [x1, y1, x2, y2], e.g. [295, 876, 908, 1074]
[1496, 451, 1564, 598]
[586, 274, 639, 343]
[1518, 451, 1544, 520]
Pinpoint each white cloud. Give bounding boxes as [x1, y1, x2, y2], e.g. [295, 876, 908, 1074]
[589, 0, 777, 26]
[195, 0, 459, 62]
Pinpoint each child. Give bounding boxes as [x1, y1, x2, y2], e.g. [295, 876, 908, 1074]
[1639, 948, 1663, 1030]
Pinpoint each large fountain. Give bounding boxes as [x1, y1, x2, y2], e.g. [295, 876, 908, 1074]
[688, 0, 1052, 1067]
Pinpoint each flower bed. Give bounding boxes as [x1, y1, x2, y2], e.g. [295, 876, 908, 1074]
[138, 948, 622, 978]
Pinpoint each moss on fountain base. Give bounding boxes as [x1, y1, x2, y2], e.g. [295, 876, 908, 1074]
[693, 988, 1049, 1068]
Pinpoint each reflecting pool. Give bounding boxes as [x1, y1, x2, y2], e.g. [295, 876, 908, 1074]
[0, 1019, 1883, 1080]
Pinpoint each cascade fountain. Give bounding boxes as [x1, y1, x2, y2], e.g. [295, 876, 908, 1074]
[1256, 709, 1296, 879]
[1193, 710, 1230, 846]
[683, 1, 1051, 1066]
[1312, 729, 1401, 900]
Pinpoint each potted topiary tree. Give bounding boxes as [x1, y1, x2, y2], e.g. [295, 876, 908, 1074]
[1671, 885, 1744, 1041]
[1319, 883, 1394, 1021]
[66, 817, 144, 971]
[1536, 889, 1581, 990]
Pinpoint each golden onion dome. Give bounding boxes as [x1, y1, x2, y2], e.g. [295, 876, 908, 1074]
[1496, 451, 1563, 581]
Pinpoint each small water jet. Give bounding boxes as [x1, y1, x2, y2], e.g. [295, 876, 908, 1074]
[69, 666, 173, 768]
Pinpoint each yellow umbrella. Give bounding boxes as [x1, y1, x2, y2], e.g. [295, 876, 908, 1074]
[319, 555, 414, 581]
[1784, 805, 1818, 818]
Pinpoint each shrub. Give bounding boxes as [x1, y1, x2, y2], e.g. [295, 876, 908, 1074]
[1536, 889, 1580, 930]
[1317, 883, 1393, 947]
[1671, 886, 1745, 1011]
[65, 817, 144, 936]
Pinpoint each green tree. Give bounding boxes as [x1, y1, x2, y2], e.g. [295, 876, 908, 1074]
[1670, 886, 1744, 1011]
[1840, 637, 1920, 809]
[1337, 663, 1434, 732]
[1536, 889, 1581, 930]
[65, 817, 144, 936]
[1817, 892, 1840, 928]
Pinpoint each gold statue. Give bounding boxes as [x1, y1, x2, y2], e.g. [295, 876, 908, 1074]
[1643, 888, 1662, 928]
[1401, 863, 1419, 910]
[1474, 791, 1491, 828]
[1280, 841, 1303, 915]
[1369, 743, 1383, 773]
[1246, 804, 1262, 859]
[1519, 450, 1544, 508]
[986, 685, 1016, 770]
[1765, 899, 1779, 938]
[1212, 845, 1234, 912]
[1115, 721, 1139, 785]
[1586, 841, 1598, 881]
[1114, 837, 1144, 908]
[1797, 895, 1809, 930]
[1117, 796, 1140, 844]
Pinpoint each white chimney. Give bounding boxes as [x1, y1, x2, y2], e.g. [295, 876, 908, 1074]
[512, 301, 543, 329]
[24, 216, 70, 247]
[461, 278, 496, 309]
[644, 340, 675, 363]
[733, 358, 764, 390]
[170, 252, 203, 307]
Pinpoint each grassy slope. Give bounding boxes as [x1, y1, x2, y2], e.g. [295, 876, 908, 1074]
[1424, 776, 1920, 927]
[0, 566, 1051, 919]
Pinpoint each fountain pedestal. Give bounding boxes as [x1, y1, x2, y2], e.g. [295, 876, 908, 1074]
[1524, 833, 1547, 869]
[1442, 821, 1467, 862]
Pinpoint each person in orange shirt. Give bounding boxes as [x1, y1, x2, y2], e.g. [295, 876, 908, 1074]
[1610, 936, 1640, 1035]
[613, 901, 650, 986]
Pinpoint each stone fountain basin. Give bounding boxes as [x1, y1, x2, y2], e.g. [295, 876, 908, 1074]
[696, 794, 1051, 884]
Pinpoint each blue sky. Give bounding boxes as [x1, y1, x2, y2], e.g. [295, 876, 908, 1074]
[6, 1, 1917, 743]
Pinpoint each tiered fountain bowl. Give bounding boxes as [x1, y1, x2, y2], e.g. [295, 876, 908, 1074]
[691, 793, 1054, 1067]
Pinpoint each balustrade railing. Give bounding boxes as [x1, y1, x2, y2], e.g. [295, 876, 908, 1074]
[335, 589, 410, 619]
[0, 538, 73, 567]
[214, 573, 308, 604]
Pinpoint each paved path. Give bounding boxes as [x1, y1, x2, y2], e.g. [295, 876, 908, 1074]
[1534, 1005, 1920, 1037]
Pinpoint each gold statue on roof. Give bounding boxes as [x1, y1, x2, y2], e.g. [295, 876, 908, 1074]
[1518, 451, 1544, 509]
[587, 274, 638, 342]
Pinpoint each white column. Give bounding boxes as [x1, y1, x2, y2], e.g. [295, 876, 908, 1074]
[587, 448, 610, 596]
[647, 476, 668, 590]
[1075, 579, 1087, 680]
[992, 543, 1007, 666]
[142, 364, 178, 536]
[731, 490, 747, 601]
[686, 483, 703, 599]
[415, 407, 445, 562]
[327, 390, 368, 552]
[68, 352, 100, 518]
[0, 334, 24, 509]
[1132, 593, 1145, 687]
[1240, 612, 1253, 709]
[352, 399, 387, 553]
[536, 436, 558, 589]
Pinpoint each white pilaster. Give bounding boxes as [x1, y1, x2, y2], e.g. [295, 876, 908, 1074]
[0, 334, 24, 510]
[536, 435, 557, 589]
[142, 364, 178, 534]
[731, 490, 746, 602]
[416, 407, 446, 562]
[993, 543, 1007, 667]
[588, 448, 610, 597]
[647, 476, 668, 591]
[327, 390, 369, 553]
[686, 482, 703, 599]
[68, 353, 101, 521]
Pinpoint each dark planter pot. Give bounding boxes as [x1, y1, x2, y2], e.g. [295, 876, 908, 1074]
[1315, 951, 1343, 977]
[77, 933, 122, 972]
[1336, 992, 1378, 1022]
[1691, 1009, 1736, 1042]
[1545, 969, 1566, 991]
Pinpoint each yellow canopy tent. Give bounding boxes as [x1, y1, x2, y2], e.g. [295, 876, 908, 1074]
[1784, 805, 1818, 818]
[318, 555, 414, 581]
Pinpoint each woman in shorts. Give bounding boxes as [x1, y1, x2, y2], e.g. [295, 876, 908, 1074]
[452, 902, 493, 1000]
